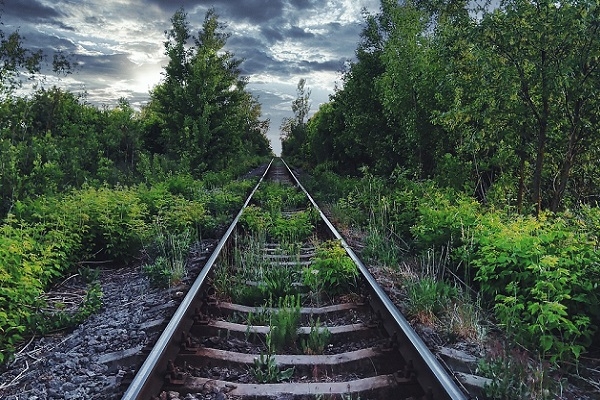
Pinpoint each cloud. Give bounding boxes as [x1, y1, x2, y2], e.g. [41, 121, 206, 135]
[2, 0, 63, 22]
[3, 0, 380, 154]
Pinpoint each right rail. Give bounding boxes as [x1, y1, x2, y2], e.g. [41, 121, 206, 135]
[122, 158, 469, 399]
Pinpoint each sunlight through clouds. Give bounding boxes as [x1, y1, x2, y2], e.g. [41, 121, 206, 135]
[4, 0, 381, 154]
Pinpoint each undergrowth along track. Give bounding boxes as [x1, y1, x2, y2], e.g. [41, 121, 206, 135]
[122, 158, 469, 400]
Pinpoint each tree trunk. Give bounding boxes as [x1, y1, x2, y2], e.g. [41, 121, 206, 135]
[517, 150, 526, 214]
[532, 49, 550, 217]
[531, 122, 546, 216]
[551, 151, 573, 212]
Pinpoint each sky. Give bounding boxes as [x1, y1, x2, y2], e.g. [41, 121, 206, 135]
[1, 0, 381, 155]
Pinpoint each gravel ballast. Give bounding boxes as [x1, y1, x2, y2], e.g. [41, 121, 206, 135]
[0, 240, 216, 400]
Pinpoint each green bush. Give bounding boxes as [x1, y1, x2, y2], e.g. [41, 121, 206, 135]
[460, 212, 600, 362]
[17, 186, 150, 264]
[1, 173, 249, 363]
[0, 223, 44, 363]
[405, 277, 458, 325]
[411, 187, 480, 251]
[270, 208, 317, 243]
[204, 188, 244, 221]
[252, 182, 307, 216]
[478, 341, 554, 400]
[162, 173, 202, 200]
[240, 205, 272, 235]
[0, 216, 82, 363]
[64, 186, 149, 263]
[303, 240, 358, 296]
[157, 195, 213, 236]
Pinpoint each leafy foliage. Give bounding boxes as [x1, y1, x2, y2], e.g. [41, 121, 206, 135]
[0, 4, 270, 366]
[267, 295, 301, 352]
[251, 333, 294, 383]
[0, 173, 254, 364]
[270, 208, 317, 243]
[280, 79, 311, 163]
[310, 169, 600, 365]
[478, 340, 555, 400]
[300, 0, 600, 213]
[240, 200, 317, 243]
[301, 317, 331, 355]
[303, 240, 358, 296]
[252, 182, 308, 214]
[461, 213, 600, 362]
[411, 187, 480, 251]
[145, 8, 271, 175]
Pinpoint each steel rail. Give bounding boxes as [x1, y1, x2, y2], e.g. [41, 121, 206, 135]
[281, 158, 469, 400]
[121, 159, 274, 400]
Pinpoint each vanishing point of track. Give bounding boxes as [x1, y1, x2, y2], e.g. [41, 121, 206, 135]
[122, 159, 469, 400]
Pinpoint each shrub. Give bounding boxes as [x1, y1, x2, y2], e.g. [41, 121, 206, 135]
[304, 240, 358, 296]
[301, 317, 331, 355]
[461, 212, 600, 362]
[59, 186, 149, 263]
[203, 188, 244, 221]
[405, 277, 458, 325]
[411, 187, 480, 251]
[478, 340, 555, 400]
[0, 222, 44, 363]
[240, 205, 272, 235]
[252, 182, 308, 215]
[0, 217, 81, 363]
[270, 208, 317, 243]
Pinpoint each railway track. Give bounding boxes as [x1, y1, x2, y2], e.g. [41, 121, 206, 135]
[122, 158, 469, 400]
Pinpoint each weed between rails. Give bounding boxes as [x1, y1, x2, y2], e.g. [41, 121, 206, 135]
[267, 295, 301, 352]
[250, 334, 295, 383]
[248, 295, 302, 383]
[301, 317, 332, 355]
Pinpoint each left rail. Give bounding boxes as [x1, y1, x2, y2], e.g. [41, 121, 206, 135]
[121, 159, 273, 400]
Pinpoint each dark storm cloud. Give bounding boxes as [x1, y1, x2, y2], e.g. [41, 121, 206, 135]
[1, 0, 73, 31]
[78, 53, 137, 76]
[6, 0, 380, 154]
[260, 26, 285, 43]
[14, 29, 78, 52]
[228, 35, 265, 49]
[2, 0, 62, 21]
[286, 26, 314, 39]
[146, 0, 286, 24]
[143, 0, 208, 14]
[239, 51, 279, 75]
[288, 0, 318, 10]
[217, 0, 285, 24]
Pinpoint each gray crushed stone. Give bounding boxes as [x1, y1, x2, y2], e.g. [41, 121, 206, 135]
[0, 240, 216, 400]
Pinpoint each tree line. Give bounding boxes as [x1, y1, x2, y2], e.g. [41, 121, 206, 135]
[0, 7, 273, 217]
[283, 0, 600, 214]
